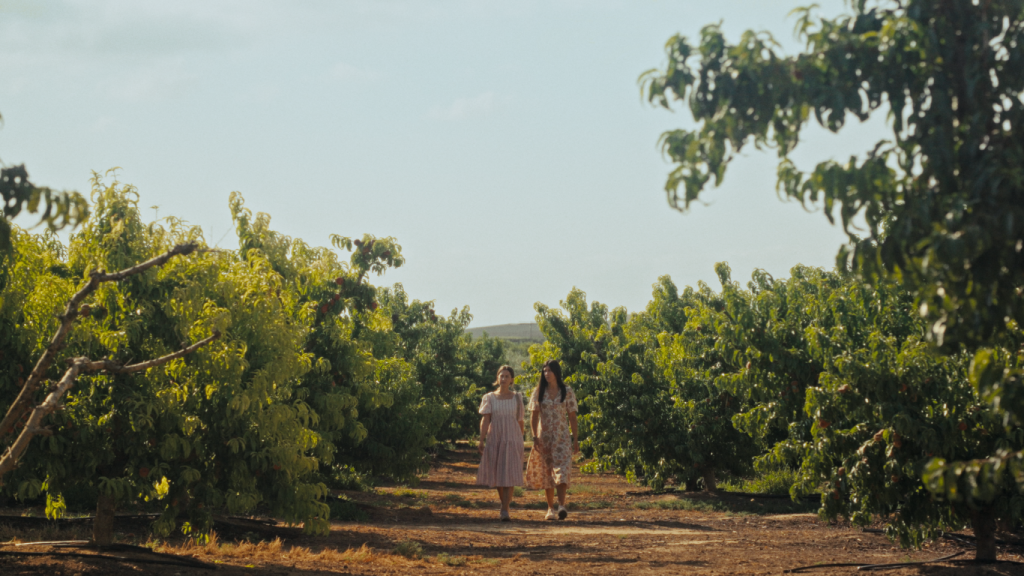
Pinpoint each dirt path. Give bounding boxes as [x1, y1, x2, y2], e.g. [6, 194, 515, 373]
[1, 445, 1021, 575]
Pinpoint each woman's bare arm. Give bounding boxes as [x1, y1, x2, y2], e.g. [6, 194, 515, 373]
[531, 409, 541, 446]
[568, 411, 579, 453]
[517, 393, 525, 434]
[478, 414, 491, 453]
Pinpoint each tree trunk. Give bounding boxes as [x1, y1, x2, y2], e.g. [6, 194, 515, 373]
[702, 468, 717, 493]
[93, 493, 116, 546]
[971, 505, 997, 562]
[684, 478, 701, 492]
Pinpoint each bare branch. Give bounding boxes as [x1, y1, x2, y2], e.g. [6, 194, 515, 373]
[0, 359, 84, 481]
[0, 331, 219, 485]
[90, 242, 198, 284]
[0, 242, 198, 443]
[82, 330, 221, 375]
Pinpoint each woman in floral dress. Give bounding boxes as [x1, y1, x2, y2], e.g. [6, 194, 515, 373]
[476, 365, 525, 521]
[525, 359, 579, 520]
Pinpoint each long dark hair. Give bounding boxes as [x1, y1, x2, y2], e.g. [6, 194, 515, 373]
[536, 359, 567, 403]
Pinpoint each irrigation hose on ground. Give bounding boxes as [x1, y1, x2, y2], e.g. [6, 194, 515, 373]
[1, 541, 214, 570]
[783, 551, 965, 573]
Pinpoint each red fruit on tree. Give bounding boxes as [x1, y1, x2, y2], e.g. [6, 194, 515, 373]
[838, 384, 852, 394]
[745, 361, 752, 370]
[958, 421, 968, 431]
[370, 302, 378, 311]
[354, 239, 362, 246]
[818, 419, 831, 429]
[838, 467, 846, 476]
[139, 467, 150, 478]
[382, 250, 391, 257]
[273, 464, 282, 471]
[335, 277, 345, 286]
[320, 304, 329, 314]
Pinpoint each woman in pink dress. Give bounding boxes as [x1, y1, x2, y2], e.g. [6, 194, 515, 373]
[476, 365, 525, 521]
[525, 359, 579, 520]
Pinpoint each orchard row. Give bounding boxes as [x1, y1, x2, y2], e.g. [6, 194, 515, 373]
[528, 263, 1024, 548]
[0, 178, 505, 536]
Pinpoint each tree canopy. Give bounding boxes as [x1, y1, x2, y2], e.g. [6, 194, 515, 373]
[643, 0, 1024, 351]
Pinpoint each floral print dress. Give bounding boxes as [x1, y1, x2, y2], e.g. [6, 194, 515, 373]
[525, 385, 578, 490]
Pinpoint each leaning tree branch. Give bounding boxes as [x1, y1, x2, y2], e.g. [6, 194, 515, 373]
[0, 330, 220, 485]
[81, 331, 220, 375]
[0, 242, 198, 443]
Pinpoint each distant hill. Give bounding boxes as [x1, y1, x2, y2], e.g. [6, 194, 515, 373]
[466, 322, 544, 342]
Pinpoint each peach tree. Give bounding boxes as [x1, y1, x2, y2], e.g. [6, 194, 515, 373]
[1, 179, 329, 538]
[642, 0, 1024, 559]
[378, 284, 507, 446]
[708, 264, 1022, 555]
[531, 284, 757, 490]
[229, 194, 450, 483]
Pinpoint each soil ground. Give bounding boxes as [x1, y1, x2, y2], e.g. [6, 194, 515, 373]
[1, 444, 1022, 575]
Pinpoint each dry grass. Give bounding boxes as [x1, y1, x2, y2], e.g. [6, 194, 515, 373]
[156, 533, 418, 570]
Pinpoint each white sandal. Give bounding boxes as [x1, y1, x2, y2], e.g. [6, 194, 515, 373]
[544, 508, 557, 521]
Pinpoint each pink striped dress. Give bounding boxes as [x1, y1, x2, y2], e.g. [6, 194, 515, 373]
[475, 391, 525, 487]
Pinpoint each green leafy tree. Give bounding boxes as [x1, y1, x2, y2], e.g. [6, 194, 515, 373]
[229, 193, 445, 483]
[704, 264, 1021, 551]
[2, 178, 330, 539]
[229, 194, 502, 480]
[531, 284, 757, 490]
[642, 1, 1024, 559]
[0, 112, 89, 257]
[381, 284, 507, 444]
[1, 179, 510, 540]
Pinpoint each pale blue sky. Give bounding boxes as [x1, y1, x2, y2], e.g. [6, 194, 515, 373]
[1, 0, 884, 326]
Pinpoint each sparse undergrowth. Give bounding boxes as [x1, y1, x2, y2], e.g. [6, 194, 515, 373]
[634, 494, 817, 516]
[717, 467, 802, 496]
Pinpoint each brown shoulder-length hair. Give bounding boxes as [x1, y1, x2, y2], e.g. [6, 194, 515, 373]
[535, 359, 567, 403]
[493, 365, 515, 388]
